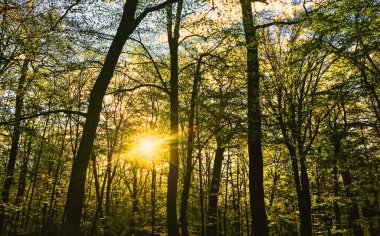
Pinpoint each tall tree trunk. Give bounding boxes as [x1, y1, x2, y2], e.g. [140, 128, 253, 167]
[236, 156, 242, 236]
[288, 148, 304, 234]
[207, 142, 226, 236]
[0, 60, 29, 231]
[180, 58, 201, 236]
[151, 161, 156, 235]
[342, 170, 363, 235]
[90, 154, 107, 236]
[197, 113, 206, 236]
[166, 2, 182, 235]
[332, 138, 342, 234]
[361, 128, 379, 208]
[299, 153, 312, 236]
[104, 154, 113, 236]
[62, 1, 140, 235]
[129, 167, 138, 235]
[242, 156, 250, 236]
[230, 155, 238, 236]
[223, 148, 230, 236]
[287, 145, 313, 236]
[268, 168, 279, 209]
[239, 0, 269, 235]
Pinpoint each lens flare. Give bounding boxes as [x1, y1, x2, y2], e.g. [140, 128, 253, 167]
[137, 139, 158, 156]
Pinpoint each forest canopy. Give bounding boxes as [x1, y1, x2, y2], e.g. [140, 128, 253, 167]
[0, 0, 379, 235]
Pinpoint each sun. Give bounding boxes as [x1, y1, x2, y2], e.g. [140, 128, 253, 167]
[122, 131, 169, 162]
[137, 139, 158, 156]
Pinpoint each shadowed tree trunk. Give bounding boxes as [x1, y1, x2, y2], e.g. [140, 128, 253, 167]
[281, 140, 312, 236]
[89, 154, 106, 236]
[299, 152, 312, 236]
[197, 110, 206, 236]
[104, 154, 115, 236]
[332, 138, 342, 234]
[223, 149, 230, 236]
[241, 155, 250, 236]
[166, 1, 182, 235]
[207, 141, 226, 236]
[239, 0, 269, 235]
[235, 156, 241, 236]
[151, 160, 156, 235]
[180, 56, 201, 236]
[129, 167, 138, 235]
[342, 170, 363, 235]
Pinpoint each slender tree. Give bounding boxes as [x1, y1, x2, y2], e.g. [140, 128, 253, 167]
[239, 0, 269, 235]
[180, 56, 201, 236]
[166, 1, 182, 235]
[62, 1, 179, 234]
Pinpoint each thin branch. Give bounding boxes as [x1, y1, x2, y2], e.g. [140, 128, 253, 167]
[179, 34, 207, 45]
[50, 0, 81, 32]
[129, 36, 170, 93]
[255, 19, 301, 30]
[254, 0, 335, 30]
[0, 109, 87, 126]
[134, 0, 181, 26]
[107, 83, 169, 95]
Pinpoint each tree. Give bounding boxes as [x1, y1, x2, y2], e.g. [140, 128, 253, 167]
[165, 2, 183, 234]
[239, 0, 269, 235]
[62, 1, 179, 235]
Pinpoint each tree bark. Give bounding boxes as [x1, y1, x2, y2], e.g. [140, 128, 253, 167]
[166, 2, 182, 235]
[342, 170, 363, 235]
[223, 148, 230, 235]
[286, 144, 313, 236]
[90, 154, 108, 236]
[180, 58, 201, 236]
[104, 155, 113, 236]
[332, 138, 342, 234]
[207, 142, 226, 236]
[239, 0, 269, 235]
[235, 156, 242, 236]
[299, 153, 312, 236]
[151, 161, 156, 235]
[129, 167, 138, 235]
[197, 114, 206, 236]
[242, 156, 250, 236]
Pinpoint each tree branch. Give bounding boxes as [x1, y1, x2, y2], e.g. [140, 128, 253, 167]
[107, 83, 169, 95]
[179, 34, 207, 46]
[50, 0, 81, 32]
[129, 36, 170, 93]
[0, 109, 87, 126]
[254, 19, 301, 30]
[134, 0, 181, 26]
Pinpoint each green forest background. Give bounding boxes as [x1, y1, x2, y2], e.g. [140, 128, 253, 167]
[0, 0, 379, 235]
